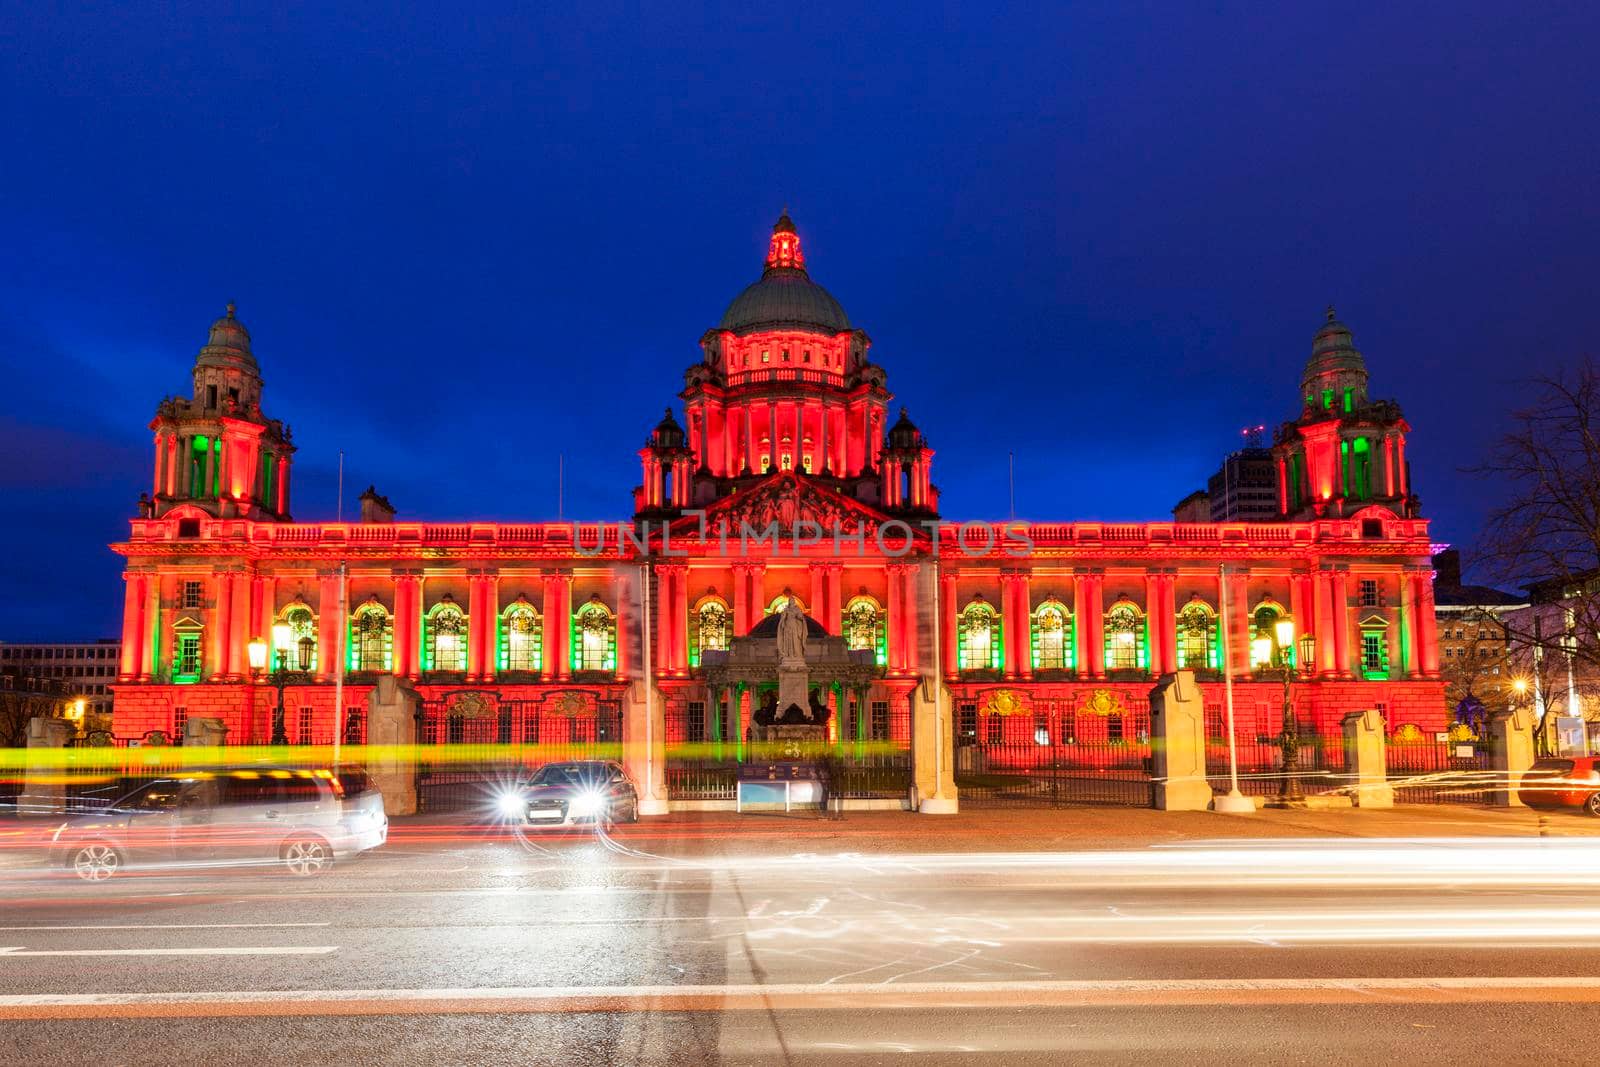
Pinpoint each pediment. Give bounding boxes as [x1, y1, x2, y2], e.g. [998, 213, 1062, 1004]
[669, 473, 914, 542]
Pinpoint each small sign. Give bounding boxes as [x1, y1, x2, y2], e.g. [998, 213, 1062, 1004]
[1454, 744, 1475, 758]
[1434, 732, 1450, 742]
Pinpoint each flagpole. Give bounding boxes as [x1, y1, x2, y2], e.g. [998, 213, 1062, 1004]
[1214, 562, 1253, 812]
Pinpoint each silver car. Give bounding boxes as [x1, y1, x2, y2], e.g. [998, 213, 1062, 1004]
[51, 767, 388, 880]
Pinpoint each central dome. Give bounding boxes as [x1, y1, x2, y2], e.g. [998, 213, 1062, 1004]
[718, 213, 851, 336]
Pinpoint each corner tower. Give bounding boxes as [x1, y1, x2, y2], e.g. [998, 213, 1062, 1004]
[1272, 308, 1414, 520]
[636, 213, 936, 519]
[147, 304, 295, 520]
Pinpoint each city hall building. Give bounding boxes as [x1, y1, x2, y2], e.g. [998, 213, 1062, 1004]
[110, 215, 1444, 810]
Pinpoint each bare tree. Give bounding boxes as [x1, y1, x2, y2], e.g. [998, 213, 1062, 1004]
[1476, 361, 1600, 726]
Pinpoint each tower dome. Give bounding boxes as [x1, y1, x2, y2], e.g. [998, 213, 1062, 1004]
[195, 302, 259, 373]
[718, 213, 851, 336]
[1300, 305, 1368, 401]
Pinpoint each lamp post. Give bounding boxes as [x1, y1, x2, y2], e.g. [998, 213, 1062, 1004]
[1269, 618, 1316, 803]
[249, 624, 312, 746]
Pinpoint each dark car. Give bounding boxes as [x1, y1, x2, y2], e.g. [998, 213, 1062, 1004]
[1517, 756, 1600, 815]
[499, 760, 640, 826]
[50, 766, 387, 880]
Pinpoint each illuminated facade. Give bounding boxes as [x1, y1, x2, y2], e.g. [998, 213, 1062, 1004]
[111, 214, 1446, 807]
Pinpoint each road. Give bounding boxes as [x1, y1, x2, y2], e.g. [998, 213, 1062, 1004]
[3, 808, 1600, 1065]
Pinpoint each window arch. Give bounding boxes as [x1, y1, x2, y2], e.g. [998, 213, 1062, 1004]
[424, 596, 467, 672]
[1031, 598, 1072, 671]
[573, 597, 617, 674]
[691, 595, 730, 667]
[348, 599, 392, 673]
[499, 597, 542, 673]
[958, 596, 1003, 673]
[1104, 598, 1147, 672]
[1251, 598, 1287, 668]
[765, 593, 806, 616]
[278, 600, 317, 674]
[1176, 597, 1217, 670]
[844, 594, 886, 666]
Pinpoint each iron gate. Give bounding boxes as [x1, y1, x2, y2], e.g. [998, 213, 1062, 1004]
[954, 702, 1155, 807]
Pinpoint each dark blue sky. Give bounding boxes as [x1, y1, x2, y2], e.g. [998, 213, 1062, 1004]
[3, 3, 1597, 639]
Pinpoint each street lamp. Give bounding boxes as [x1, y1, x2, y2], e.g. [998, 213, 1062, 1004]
[1273, 618, 1317, 803]
[250, 624, 311, 746]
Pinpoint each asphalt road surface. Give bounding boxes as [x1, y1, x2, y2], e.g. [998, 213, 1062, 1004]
[4, 810, 1600, 1065]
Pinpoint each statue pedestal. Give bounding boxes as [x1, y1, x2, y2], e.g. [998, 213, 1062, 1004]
[777, 663, 809, 717]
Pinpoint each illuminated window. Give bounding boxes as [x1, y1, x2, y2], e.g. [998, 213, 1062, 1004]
[760, 455, 771, 473]
[1104, 599, 1146, 672]
[1250, 601, 1286, 668]
[780, 453, 792, 471]
[765, 593, 806, 616]
[573, 598, 616, 673]
[349, 601, 392, 673]
[691, 598, 730, 667]
[173, 630, 202, 683]
[424, 598, 466, 672]
[1359, 579, 1379, 607]
[500, 599, 541, 672]
[1343, 387, 1355, 412]
[762, 350, 770, 364]
[958, 597, 1002, 673]
[802, 349, 810, 363]
[279, 603, 317, 673]
[802, 455, 812, 473]
[1322, 389, 1334, 410]
[1361, 629, 1389, 679]
[1177, 599, 1217, 670]
[1031, 599, 1072, 671]
[844, 595, 886, 666]
[181, 581, 204, 609]
[782, 348, 790, 362]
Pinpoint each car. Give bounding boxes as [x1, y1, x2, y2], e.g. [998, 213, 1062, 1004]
[1517, 756, 1600, 815]
[499, 760, 640, 826]
[50, 765, 388, 880]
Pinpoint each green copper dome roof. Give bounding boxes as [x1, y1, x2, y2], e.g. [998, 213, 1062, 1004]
[718, 213, 851, 336]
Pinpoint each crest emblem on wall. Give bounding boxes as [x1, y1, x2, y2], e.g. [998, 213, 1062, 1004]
[547, 692, 592, 718]
[447, 692, 494, 719]
[1079, 689, 1125, 718]
[981, 689, 1028, 717]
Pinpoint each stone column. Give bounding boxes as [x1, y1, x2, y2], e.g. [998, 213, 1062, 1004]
[228, 570, 251, 679]
[1414, 569, 1441, 677]
[886, 565, 905, 671]
[119, 572, 146, 681]
[912, 681, 958, 814]
[1331, 569, 1353, 679]
[825, 563, 843, 635]
[1082, 571, 1106, 679]
[655, 564, 677, 677]
[210, 568, 231, 681]
[940, 570, 959, 680]
[394, 573, 423, 680]
[545, 572, 573, 681]
[613, 570, 630, 678]
[1488, 706, 1535, 807]
[1000, 573, 1023, 680]
[1226, 568, 1251, 677]
[809, 563, 827, 629]
[1150, 671, 1210, 810]
[1314, 569, 1338, 677]
[624, 678, 670, 815]
[1341, 709, 1393, 808]
[143, 577, 160, 680]
[366, 676, 420, 816]
[900, 563, 921, 673]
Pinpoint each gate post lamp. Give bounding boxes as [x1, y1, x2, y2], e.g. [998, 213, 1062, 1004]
[248, 624, 312, 746]
[1271, 618, 1316, 803]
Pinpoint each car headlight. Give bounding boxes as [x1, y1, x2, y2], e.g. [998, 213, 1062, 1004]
[496, 792, 527, 818]
[567, 791, 604, 818]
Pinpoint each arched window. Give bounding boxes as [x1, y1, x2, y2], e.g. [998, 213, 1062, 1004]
[425, 597, 467, 672]
[765, 593, 806, 616]
[349, 599, 392, 673]
[1177, 597, 1217, 670]
[1251, 599, 1287, 668]
[1031, 599, 1072, 671]
[844, 595, 886, 666]
[1104, 598, 1146, 672]
[499, 598, 541, 673]
[958, 597, 1002, 673]
[279, 602, 317, 673]
[691, 596, 730, 667]
[573, 597, 617, 673]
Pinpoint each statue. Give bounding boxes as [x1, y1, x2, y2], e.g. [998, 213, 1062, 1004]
[777, 597, 808, 666]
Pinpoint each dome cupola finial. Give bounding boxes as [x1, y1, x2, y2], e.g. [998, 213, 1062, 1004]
[766, 209, 804, 272]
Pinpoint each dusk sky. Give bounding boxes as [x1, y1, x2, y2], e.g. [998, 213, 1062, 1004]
[2, 3, 1597, 639]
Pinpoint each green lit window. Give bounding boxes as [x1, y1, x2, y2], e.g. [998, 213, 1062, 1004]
[844, 596, 887, 666]
[1322, 389, 1335, 410]
[958, 597, 1002, 673]
[173, 631, 202, 683]
[690, 598, 730, 667]
[279, 604, 317, 674]
[765, 593, 805, 616]
[1350, 437, 1371, 500]
[424, 599, 466, 672]
[500, 602, 541, 672]
[1342, 387, 1354, 413]
[573, 598, 616, 673]
[349, 603, 392, 672]
[1177, 600, 1218, 670]
[1287, 453, 1303, 510]
[1104, 600, 1146, 672]
[188, 435, 210, 497]
[1031, 599, 1072, 671]
[1361, 629, 1390, 679]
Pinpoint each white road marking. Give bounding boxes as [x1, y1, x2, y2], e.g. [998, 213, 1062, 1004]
[0, 946, 337, 958]
[0, 923, 330, 932]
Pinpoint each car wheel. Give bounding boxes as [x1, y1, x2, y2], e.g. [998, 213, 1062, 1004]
[1585, 793, 1600, 818]
[281, 836, 333, 876]
[625, 799, 640, 823]
[70, 842, 122, 881]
